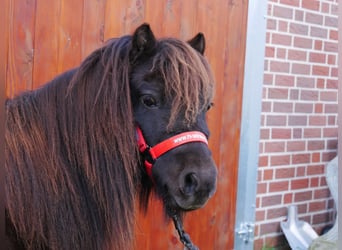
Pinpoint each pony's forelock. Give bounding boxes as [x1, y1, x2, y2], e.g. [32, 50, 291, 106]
[151, 38, 214, 130]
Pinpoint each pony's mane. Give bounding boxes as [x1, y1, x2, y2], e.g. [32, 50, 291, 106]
[152, 38, 214, 129]
[5, 33, 214, 250]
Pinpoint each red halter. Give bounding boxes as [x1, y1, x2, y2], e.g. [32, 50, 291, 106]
[136, 127, 208, 178]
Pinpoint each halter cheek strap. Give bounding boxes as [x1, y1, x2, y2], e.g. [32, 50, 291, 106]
[136, 127, 208, 178]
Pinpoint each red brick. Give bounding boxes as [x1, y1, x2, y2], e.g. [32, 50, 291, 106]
[308, 140, 325, 150]
[288, 115, 307, 126]
[276, 168, 295, 179]
[296, 166, 306, 177]
[302, 0, 320, 11]
[327, 116, 336, 126]
[295, 10, 304, 21]
[287, 141, 305, 151]
[301, 90, 319, 101]
[255, 210, 265, 221]
[294, 37, 312, 49]
[257, 183, 267, 193]
[314, 40, 323, 50]
[314, 188, 330, 199]
[324, 42, 338, 53]
[275, 74, 295, 86]
[322, 151, 337, 161]
[273, 102, 293, 113]
[323, 127, 338, 138]
[294, 190, 312, 202]
[331, 4, 338, 15]
[272, 33, 292, 46]
[262, 101, 272, 112]
[312, 152, 320, 163]
[267, 207, 287, 219]
[273, 5, 293, 19]
[280, 0, 300, 6]
[308, 162, 325, 176]
[316, 78, 325, 89]
[313, 65, 330, 76]
[297, 203, 308, 214]
[292, 153, 310, 164]
[309, 201, 326, 212]
[269, 88, 289, 99]
[278, 20, 289, 32]
[310, 177, 319, 187]
[271, 155, 291, 166]
[304, 128, 321, 138]
[305, 12, 323, 25]
[315, 103, 323, 113]
[331, 67, 338, 77]
[267, 19, 276, 30]
[292, 63, 310, 74]
[327, 54, 336, 65]
[309, 116, 326, 126]
[291, 178, 309, 189]
[320, 91, 337, 102]
[269, 180, 289, 192]
[290, 89, 299, 100]
[264, 73, 273, 84]
[288, 49, 307, 61]
[326, 139, 338, 150]
[309, 52, 326, 63]
[259, 155, 269, 167]
[325, 16, 338, 28]
[263, 169, 274, 180]
[310, 27, 328, 39]
[325, 104, 338, 113]
[276, 48, 286, 59]
[270, 61, 290, 73]
[312, 212, 330, 224]
[290, 23, 308, 35]
[265, 141, 285, 153]
[295, 103, 313, 113]
[260, 128, 270, 140]
[267, 115, 287, 126]
[293, 128, 302, 139]
[265, 46, 275, 57]
[260, 221, 281, 235]
[296, 77, 315, 88]
[261, 195, 282, 207]
[283, 193, 293, 203]
[272, 128, 291, 139]
[329, 30, 338, 40]
[322, 2, 330, 13]
[326, 79, 338, 89]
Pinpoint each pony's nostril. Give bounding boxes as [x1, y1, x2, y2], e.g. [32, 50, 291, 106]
[182, 173, 199, 196]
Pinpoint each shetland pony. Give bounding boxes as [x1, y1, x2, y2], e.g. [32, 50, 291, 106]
[6, 24, 217, 250]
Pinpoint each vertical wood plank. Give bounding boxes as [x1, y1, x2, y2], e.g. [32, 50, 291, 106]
[81, 0, 106, 58]
[56, 0, 84, 73]
[32, 0, 60, 87]
[6, 0, 36, 97]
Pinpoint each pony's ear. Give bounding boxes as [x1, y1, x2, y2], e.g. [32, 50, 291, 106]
[130, 23, 156, 63]
[187, 33, 205, 54]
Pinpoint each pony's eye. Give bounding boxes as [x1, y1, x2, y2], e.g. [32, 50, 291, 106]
[141, 95, 158, 108]
[207, 102, 214, 111]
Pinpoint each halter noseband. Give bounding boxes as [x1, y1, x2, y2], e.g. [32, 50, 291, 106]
[136, 127, 208, 178]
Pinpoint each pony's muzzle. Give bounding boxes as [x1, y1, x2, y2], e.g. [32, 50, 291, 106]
[177, 167, 217, 210]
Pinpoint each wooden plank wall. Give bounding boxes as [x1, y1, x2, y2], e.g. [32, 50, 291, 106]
[4, 0, 248, 249]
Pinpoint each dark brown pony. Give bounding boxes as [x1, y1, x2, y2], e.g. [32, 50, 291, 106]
[6, 24, 217, 250]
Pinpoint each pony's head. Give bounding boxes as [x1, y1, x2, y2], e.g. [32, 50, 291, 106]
[129, 24, 217, 217]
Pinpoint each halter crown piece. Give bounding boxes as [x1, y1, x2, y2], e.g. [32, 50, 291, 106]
[136, 127, 208, 178]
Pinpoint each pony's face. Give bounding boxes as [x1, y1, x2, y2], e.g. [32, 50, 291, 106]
[130, 24, 217, 216]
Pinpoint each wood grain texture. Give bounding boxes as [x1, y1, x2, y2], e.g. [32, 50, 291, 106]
[5, 0, 248, 249]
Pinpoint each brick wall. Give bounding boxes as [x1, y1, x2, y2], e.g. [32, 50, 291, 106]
[254, 0, 339, 248]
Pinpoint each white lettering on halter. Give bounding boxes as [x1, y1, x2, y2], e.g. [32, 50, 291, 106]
[173, 133, 206, 144]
